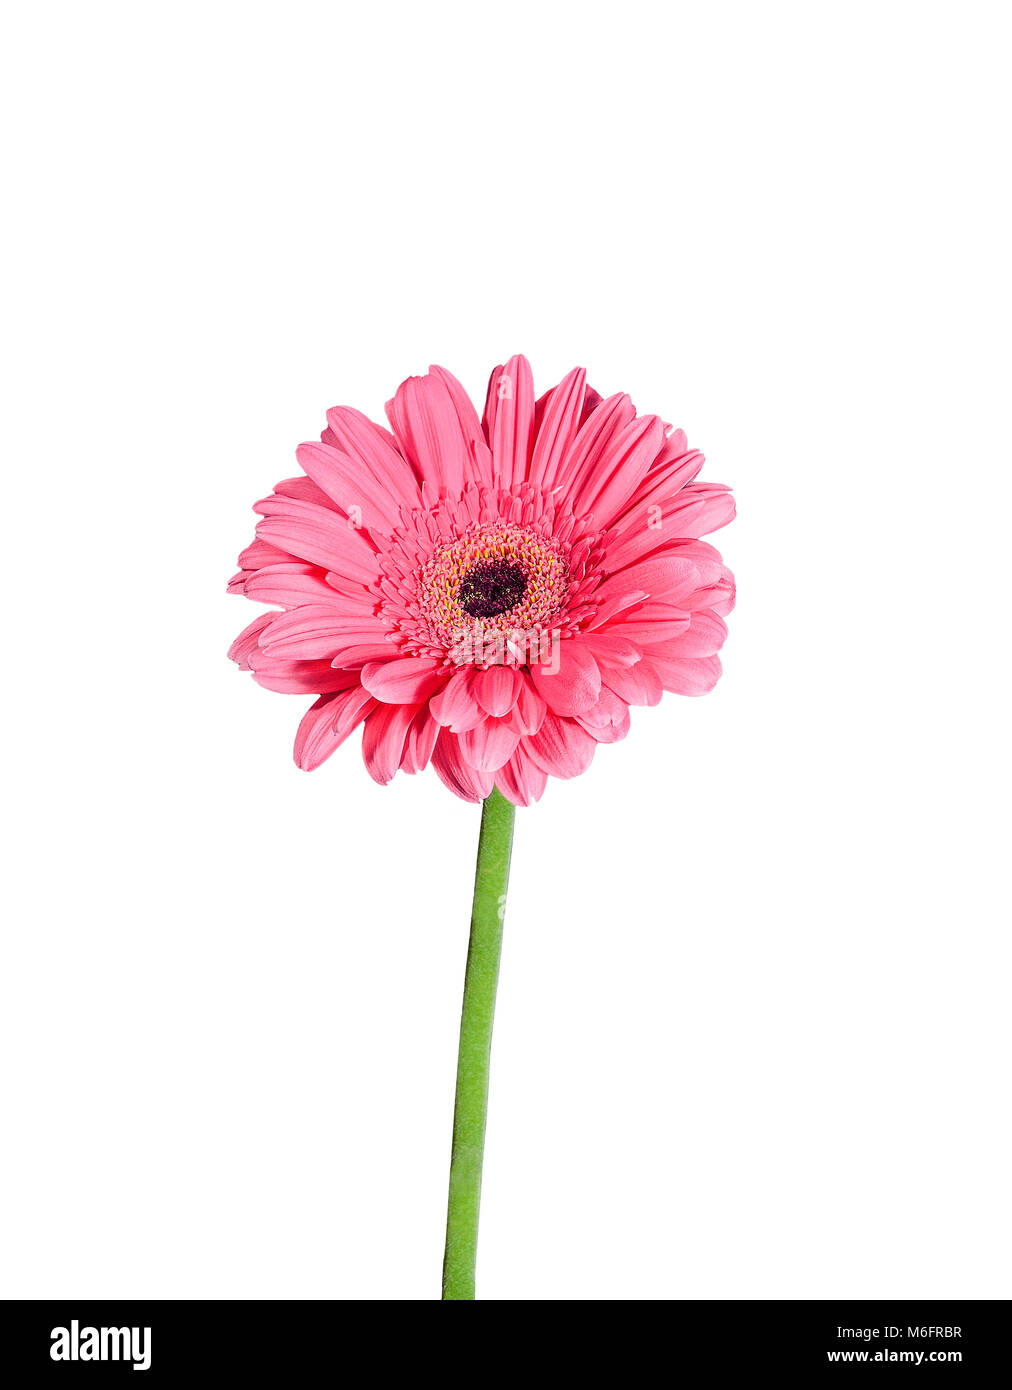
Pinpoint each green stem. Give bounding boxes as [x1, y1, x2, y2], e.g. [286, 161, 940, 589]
[441, 787, 516, 1301]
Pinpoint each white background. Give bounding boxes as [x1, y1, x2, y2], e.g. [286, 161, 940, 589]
[2, 1, 1009, 1300]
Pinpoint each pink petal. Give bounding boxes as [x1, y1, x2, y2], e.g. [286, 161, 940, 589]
[259, 605, 390, 662]
[608, 601, 692, 645]
[360, 656, 448, 704]
[551, 392, 636, 497]
[509, 673, 547, 736]
[323, 405, 423, 509]
[634, 484, 735, 546]
[428, 668, 484, 732]
[474, 665, 521, 718]
[251, 657, 359, 695]
[323, 570, 381, 602]
[706, 582, 735, 619]
[530, 640, 601, 717]
[654, 609, 728, 658]
[582, 632, 642, 669]
[296, 441, 404, 533]
[641, 541, 734, 616]
[569, 414, 666, 530]
[664, 538, 723, 563]
[242, 564, 350, 608]
[524, 713, 597, 779]
[429, 366, 495, 489]
[643, 653, 723, 695]
[483, 355, 535, 488]
[574, 687, 632, 743]
[400, 707, 440, 774]
[495, 746, 548, 806]
[362, 702, 419, 784]
[602, 662, 663, 706]
[228, 612, 275, 668]
[255, 496, 379, 585]
[272, 475, 339, 510]
[460, 717, 521, 773]
[577, 385, 604, 428]
[664, 483, 736, 537]
[235, 538, 297, 572]
[584, 589, 649, 632]
[331, 641, 401, 667]
[613, 443, 705, 521]
[385, 370, 475, 497]
[431, 729, 494, 802]
[528, 367, 587, 489]
[294, 686, 376, 771]
[677, 561, 736, 617]
[604, 480, 734, 572]
[597, 555, 700, 607]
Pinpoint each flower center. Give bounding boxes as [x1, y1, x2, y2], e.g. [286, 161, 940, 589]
[409, 519, 572, 657]
[457, 558, 528, 618]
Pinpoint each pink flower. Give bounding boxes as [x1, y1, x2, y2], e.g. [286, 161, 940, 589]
[228, 357, 735, 805]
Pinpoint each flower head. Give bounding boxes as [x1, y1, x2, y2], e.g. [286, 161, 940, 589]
[228, 356, 734, 804]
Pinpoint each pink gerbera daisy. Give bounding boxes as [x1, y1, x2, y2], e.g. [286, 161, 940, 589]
[228, 356, 735, 804]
